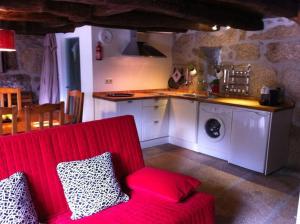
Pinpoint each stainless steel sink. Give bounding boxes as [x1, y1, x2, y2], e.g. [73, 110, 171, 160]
[181, 93, 207, 98]
[106, 93, 134, 97]
[182, 93, 197, 97]
[153, 92, 167, 96]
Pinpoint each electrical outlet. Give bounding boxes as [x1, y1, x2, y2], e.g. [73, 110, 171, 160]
[105, 79, 112, 84]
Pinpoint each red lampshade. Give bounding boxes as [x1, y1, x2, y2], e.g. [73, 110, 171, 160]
[0, 29, 16, 51]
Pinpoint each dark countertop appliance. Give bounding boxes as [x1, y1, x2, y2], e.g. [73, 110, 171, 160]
[260, 87, 282, 106]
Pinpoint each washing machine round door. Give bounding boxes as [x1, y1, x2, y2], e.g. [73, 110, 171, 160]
[204, 118, 225, 142]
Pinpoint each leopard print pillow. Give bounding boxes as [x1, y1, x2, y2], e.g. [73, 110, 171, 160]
[57, 152, 129, 220]
[0, 172, 39, 224]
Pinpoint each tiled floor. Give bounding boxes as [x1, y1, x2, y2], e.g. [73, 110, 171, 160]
[143, 144, 300, 224]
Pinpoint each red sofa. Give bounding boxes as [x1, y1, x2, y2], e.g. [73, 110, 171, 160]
[0, 115, 214, 223]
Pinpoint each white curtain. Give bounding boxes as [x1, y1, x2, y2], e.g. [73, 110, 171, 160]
[39, 34, 59, 104]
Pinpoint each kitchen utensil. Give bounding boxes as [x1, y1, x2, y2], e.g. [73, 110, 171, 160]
[168, 77, 179, 89]
[171, 68, 182, 83]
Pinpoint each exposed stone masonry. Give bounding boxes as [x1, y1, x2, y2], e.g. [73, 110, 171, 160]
[173, 17, 300, 170]
[0, 34, 44, 102]
[266, 42, 300, 62]
[231, 43, 260, 61]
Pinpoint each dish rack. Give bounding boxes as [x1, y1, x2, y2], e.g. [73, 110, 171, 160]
[221, 64, 251, 96]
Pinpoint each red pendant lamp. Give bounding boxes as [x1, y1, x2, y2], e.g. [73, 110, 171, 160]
[0, 29, 16, 51]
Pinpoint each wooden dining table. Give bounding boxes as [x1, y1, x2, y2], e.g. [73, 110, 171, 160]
[2, 110, 73, 135]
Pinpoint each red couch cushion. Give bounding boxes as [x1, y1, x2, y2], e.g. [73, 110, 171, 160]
[126, 167, 201, 202]
[47, 191, 215, 224]
[0, 116, 144, 222]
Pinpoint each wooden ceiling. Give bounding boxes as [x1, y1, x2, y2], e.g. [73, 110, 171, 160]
[0, 0, 299, 35]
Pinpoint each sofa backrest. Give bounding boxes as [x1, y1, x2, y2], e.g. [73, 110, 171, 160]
[0, 116, 144, 221]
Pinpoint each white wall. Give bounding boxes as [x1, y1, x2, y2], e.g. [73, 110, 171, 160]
[56, 26, 94, 122]
[57, 26, 174, 121]
[297, 193, 300, 224]
[92, 27, 174, 92]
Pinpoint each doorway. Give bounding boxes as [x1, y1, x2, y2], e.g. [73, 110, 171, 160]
[65, 37, 81, 91]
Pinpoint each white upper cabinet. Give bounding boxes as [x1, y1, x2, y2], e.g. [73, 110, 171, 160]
[169, 98, 199, 143]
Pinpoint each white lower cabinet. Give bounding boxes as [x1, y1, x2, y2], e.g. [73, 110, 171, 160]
[95, 98, 292, 174]
[94, 99, 143, 140]
[94, 98, 168, 142]
[229, 109, 271, 173]
[141, 99, 169, 141]
[196, 103, 292, 174]
[228, 108, 292, 174]
[169, 98, 198, 144]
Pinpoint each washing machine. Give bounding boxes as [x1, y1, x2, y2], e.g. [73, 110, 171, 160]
[197, 103, 233, 160]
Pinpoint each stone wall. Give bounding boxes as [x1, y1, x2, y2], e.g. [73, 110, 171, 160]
[0, 35, 44, 102]
[173, 17, 300, 170]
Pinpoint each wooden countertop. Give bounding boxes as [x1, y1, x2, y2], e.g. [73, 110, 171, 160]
[93, 90, 295, 112]
[93, 92, 169, 101]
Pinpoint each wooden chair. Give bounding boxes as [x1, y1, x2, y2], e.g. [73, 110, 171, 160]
[0, 106, 18, 135]
[24, 102, 65, 132]
[66, 90, 84, 123]
[0, 87, 22, 111]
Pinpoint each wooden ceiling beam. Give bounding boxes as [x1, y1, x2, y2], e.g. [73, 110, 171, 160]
[89, 23, 188, 33]
[92, 5, 135, 17]
[0, 0, 297, 34]
[89, 0, 298, 17]
[90, 11, 214, 32]
[50, 0, 137, 16]
[43, 1, 93, 22]
[53, 0, 264, 30]
[0, 11, 68, 26]
[0, 0, 45, 12]
[207, 0, 298, 18]
[0, 21, 78, 35]
[133, 2, 264, 30]
[183, 2, 264, 30]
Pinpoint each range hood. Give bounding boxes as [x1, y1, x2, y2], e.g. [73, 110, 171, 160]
[122, 31, 166, 58]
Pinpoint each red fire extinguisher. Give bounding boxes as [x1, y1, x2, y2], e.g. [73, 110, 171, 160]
[96, 41, 102, 60]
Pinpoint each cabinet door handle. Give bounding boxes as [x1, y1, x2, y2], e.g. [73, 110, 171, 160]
[154, 105, 159, 109]
[127, 100, 132, 103]
[154, 120, 159, 124]
[254, 111, 269, 116]
[235, 110, 269, 117]
[201, 107, 229, 116]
